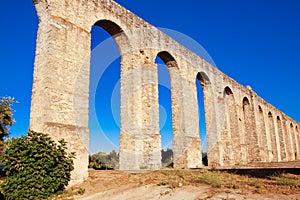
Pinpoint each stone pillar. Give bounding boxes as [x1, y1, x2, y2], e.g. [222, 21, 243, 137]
[244, 95, 261, 163]
[119, 51, 161, 170]
[256, 105, 268, 162]
[292, 125, 299, 160]
[297, 126, 300, 160]
[282, 118, 291, 161]
[169, 66, 202, 169]
[203, 84, 220, 167]
[30, 4, 90, 186]
[287, 122, 296, 160]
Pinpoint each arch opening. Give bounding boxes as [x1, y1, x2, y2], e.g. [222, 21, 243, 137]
[88, 20, 125, 168]
[222, 86, 239, 165]
[224, 86, 233, 96]
[242, 97, 250, 110]
[290, 123, 299, 159]
[156, 53, 174, 168]
[197, 72, 211, 86]
[94, 20, 124, 36]
[157, 51, 178, 69]
[196, 72, 210, 166]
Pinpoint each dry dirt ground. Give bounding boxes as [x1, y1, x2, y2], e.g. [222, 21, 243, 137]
[56, 169, 300, 200]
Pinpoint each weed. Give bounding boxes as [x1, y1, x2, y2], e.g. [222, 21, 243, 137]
[256, 187, 263, 194]
[233, 184, 239, 189]
[195, 171, 222, 188]
[78, 188, 86, 195]
[173, 169, 185, 179]
[276, 176, 300, 187]
[139, 165, 147, 170]
[249, 179, 262, 188]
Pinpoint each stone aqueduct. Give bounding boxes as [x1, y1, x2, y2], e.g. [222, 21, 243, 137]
[30, 0, 300, 185]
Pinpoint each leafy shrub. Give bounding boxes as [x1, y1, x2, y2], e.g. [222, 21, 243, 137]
[1, 130, 75, 200]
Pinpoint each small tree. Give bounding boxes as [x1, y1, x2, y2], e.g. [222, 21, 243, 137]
[0, 97, 15, 141]
[1, 130, 75, 200]
[89, 150, 119, 169]
[0, 97, 15, 167]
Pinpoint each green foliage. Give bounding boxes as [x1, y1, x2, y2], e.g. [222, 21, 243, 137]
[89, 150, 119, 169]
[249, 178, 262, 188]
[195, 170, 222, 188]
[276, 176, 300, 187]
[77, 188, 85, 195]
[161, 149, 173, 168]
[1, 130, 75, 200]
[0, 97, 15, 141]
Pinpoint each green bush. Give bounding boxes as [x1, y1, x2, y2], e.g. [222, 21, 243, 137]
[1, 130, 75, 200]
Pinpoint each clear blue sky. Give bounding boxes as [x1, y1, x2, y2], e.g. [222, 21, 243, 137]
[1, 0, 300, 154]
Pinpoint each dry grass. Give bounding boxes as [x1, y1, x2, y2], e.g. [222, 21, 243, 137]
[3, 169, 298, 199]
[139, 169, 300, 194]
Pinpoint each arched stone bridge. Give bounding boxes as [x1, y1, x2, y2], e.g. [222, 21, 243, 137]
[30, 0, 300, 185]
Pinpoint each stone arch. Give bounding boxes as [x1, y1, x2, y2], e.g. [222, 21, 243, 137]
[157, 51, 179, 69]
[88, 18, 134, 169]
[282, 118, 291, 160]
[155, 52, 173, 167]
[196, 72, 212, 166]
[296, 125, 300, 159]
[197, 72, 211, 86]
[276, 116, 286, 161]
[222, 86, 239, 165]
[242, 97, 251, 162]
[157, 51, 202, 169]
[156, 51, 178, 144]
[30, 0, 300, 186]
[258, 105, 268, 161]
[289, 123, 295, 159]
[268, 112, 278, 162]
[93, 19, 130, 53]
[290, 123, 299, 159]
[224, 86, 233, 96]
[95, 20, 123, 36]
[156, 51, 178, 143]
[242, 97, 258, 162]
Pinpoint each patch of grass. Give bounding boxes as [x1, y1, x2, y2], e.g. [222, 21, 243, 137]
[173, 169, 185, 179]
[249, 179, 262, 188]
[156, 170, 187, 189]
[226, 182, 239, 189]
[49, 187, 86, 199]
[276, 176, 300, 187]
[256, 187, 264, 194]
[193, 171, 222, 188]
[78, 187, 86, 195]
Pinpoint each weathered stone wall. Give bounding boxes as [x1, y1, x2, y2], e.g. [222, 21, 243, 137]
[30, 0, 300, 185]
[205, 67, 300, 166]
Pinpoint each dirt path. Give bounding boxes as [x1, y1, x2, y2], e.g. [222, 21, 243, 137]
[63, 169, 300, 200]
[75, 185, 208, 200]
